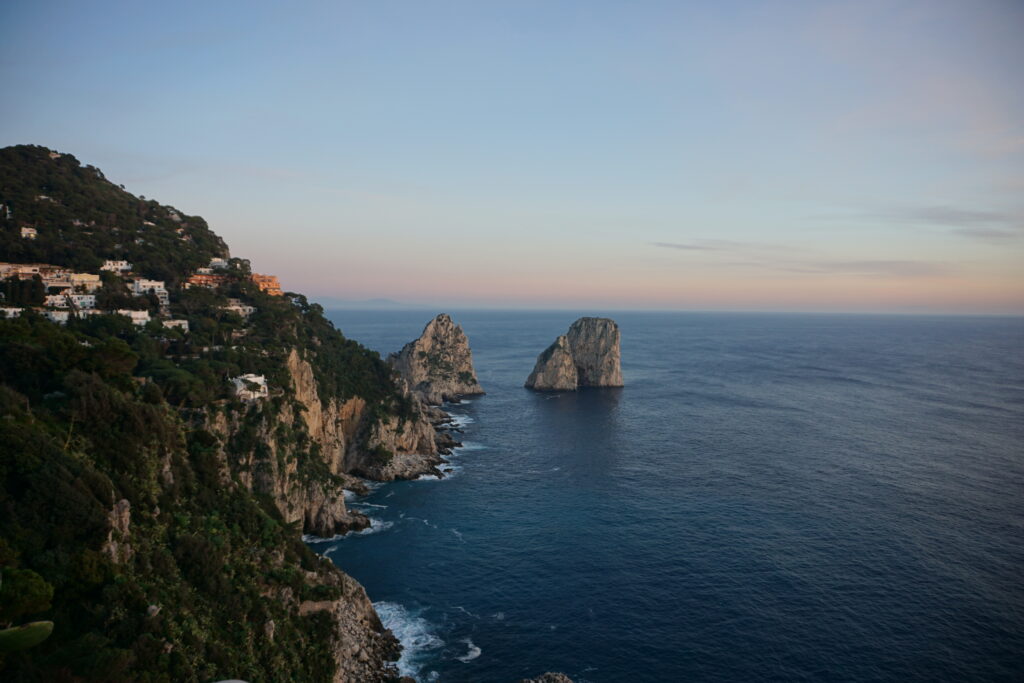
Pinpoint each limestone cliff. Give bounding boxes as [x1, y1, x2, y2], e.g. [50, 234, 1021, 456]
[525, 317, 623, 390]
[200, 348, 443, 539]
[524, 335, 577, 391]
[389, 313, 485, 404]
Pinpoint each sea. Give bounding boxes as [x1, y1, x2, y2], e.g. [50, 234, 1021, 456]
[306, 311, 1024, 683]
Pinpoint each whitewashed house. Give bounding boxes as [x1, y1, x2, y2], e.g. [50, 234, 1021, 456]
[0, 307, 24, 319]
[130, 278, 169, 306]
[20, 227, 37, 239]
[231, 374, 268, 402]
[101, 260, 132, 272]
[116, 309, 151, 326]
[223, 298, 256, 318]
[70, 273, 102, 292]
[209, 257, 229, 270]
[44, 293, 70, 308]
[45, 310, 71, 324]
[69, 294, 97, 309]
[164, 319, 189, 331]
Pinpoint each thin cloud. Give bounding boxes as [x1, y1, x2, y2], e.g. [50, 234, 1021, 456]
[812, 205, 1024, 242]
[776, 260, 951, 277]
[651, 241, 719, 251]
[651, 242, 951, 278]
[650, 239, 794, 252]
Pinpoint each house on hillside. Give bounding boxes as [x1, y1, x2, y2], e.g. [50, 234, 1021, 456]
[251, 273, 282, 296]
[45, 310, 70, 325]
[231, 374, 268, 402]
[130, 278, 169, 306]
[20, 227, 37, 239]
[101, 260, 132, 273]
[186, 273, 227, 289]
[70, 273, 102, 292]
[116, 309, 151, 326]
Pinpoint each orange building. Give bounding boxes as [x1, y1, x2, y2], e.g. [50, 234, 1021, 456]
[186, 273, 228, 289]
[251, 273, 282, 296]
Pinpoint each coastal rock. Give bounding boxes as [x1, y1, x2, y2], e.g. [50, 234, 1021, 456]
[519, 674, 575, 683]
[524, 335, 577, 391]
[200, 347, 443, 538]
[389, 314, 484, 404]
[525, 317, 623, 390]
[295, 568, 401, 682]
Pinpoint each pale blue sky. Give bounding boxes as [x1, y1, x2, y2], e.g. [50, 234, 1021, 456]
[2, 0, 1022, 312]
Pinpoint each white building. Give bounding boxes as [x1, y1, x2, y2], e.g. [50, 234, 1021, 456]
[44, 293, 70, 308]
[116, 309, 151, 326]
[101, 260, 132, 273]
[231, 374, 268, 402]
[209, 257, 229, 270]
[45, 310, 70, 325]
[164, 319, 189, 331]
[223, 298, 256, 318]
[130, 278, 169, 306]
[20, 227, 37, 239]
[0, 307, 24, 319]
[69, 294, 97, 309]
[70, 273, 102, 292]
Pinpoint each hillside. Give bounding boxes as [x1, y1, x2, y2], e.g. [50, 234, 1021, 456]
[0, 146, 441, 681]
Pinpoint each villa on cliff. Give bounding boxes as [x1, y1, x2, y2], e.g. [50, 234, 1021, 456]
[231, 374, 269, 401]
[252, 273, 282, 296]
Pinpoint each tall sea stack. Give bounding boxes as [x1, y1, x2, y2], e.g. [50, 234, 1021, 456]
[525, 317, 623, 391]
[389, 313, 485, 404]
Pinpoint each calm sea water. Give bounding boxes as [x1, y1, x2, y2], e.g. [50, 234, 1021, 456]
[311, 311, 1024, 682]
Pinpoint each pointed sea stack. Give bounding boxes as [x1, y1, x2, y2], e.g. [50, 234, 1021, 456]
[525, 317, 623, 391]
[389, 313, 485, 404]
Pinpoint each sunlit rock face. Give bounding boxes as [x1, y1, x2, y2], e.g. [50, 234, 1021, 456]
[389, 313, 485, 405]
[525, 317, 623, 391]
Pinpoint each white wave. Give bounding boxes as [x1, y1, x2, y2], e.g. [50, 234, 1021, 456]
[491, 612, 505, 621]
[301, 517, 393, 544]
[353, 501, 388, 509]
[374, 602, 444, 679]
[454, 441, 487, 452]
[450, 528, 465, 542]
[456, 638, 481, 663]
[416, 473, 441, 481]
[352, 518, 394, 536]
[447, 413, 475, 428]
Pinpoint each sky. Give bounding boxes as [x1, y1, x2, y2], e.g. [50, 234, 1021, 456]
[2, 0, 1023, 313]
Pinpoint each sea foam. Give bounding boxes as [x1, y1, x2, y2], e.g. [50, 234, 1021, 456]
[374, 601, 444, 679]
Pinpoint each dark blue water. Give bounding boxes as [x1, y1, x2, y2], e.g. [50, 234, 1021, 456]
[311, 311, 1024, 682]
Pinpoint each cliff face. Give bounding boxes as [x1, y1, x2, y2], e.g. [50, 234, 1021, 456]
[526, 317, 623, 390]
[201, 348, 443, 539]
[524, 335, 577, 391]
[389, 314, 484, 404]
[0, 146, 425, 682]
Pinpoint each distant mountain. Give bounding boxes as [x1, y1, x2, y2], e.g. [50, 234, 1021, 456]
[317, 296, 425, 310]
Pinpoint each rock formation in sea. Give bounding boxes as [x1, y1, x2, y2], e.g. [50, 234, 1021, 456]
[525, 317, 623, 390]
[389, 313, 485, 404]
[519, 674, 575, 683]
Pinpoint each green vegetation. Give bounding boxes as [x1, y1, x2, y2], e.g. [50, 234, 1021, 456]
[0, 623, 53, 654]
[0, 145, 411, 681]
[0, 145, 226, 284]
